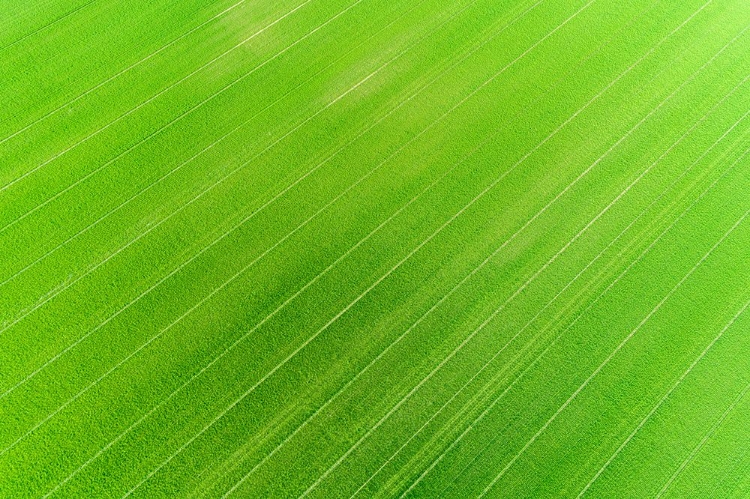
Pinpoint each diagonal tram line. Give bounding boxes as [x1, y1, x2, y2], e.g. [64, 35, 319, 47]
[42, 2, 650, 493]
[0, 0, 535, 302]
[297, 20, 742, 497]
[0, 0, 317, 202]
[22, 4, 612, 488]
[0, 0, 544, 398]
[577, 294, 750, 498]
[423, 156, 750, 498]
[4, 0, 748, 496]
[477, 208, 750, 497]
[0, 0, 250, 145]
[0, 0, 438, 291]
[0, 0, 423, 333]
[0, 0, 101, 53]
[14, 0, 728, 496]
[121, 3, 725, 495]
[111, 2, 608, 495]
[302, 63, 750, 499]
[479, 207, 750, 498]
[0, 0, 541, 335]
[373, 139, 750, 499]
[0, 0, 250, 144]
[402, 141, 750, 499]
[0, 0, 566, 459]
[212, 2, 676, 492]
[2, 0, 716, 478]
[349, 90, 750, 499]
[655, 378, 750, 498]
[165, 5, 746, 498]
[4, 0, 716, 484]
[40, 114, 459, 499]
[238, 10, 747, 497]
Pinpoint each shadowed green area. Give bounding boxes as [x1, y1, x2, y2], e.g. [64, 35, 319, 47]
[0, 0, 748, 497]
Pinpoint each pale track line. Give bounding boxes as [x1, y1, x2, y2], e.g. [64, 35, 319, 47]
[0, 0, 314, 201]
[477, 214, 750, 499]
[0, 0, 246, 143]
[42, 103, 468, 499]
[29, 0, 716, 494]
[0, 0, 371, 335]
[4, 0, 546, 464]
[350, 84, 750, 499]
[300, 10, 738, 497]
[577, 295, 750, 498]
[42, 3, 554, 482]
[655, 379, 750, 498]
[0, 0, 533, 401]
[65, 0, 640, 493]
[0, 0, 100, 52]
[0, 0, 437, 293]
[22, 2, 716, 496]
[0, 0, 523, 339]
[217, 1, 668, 493]
[394, 31, 750, 498]
[118, 1, 602, 495]
[370, 144, 750, 499]
[401, 143, 750, 499]
[10, 0, 712, 490]
[231, 2, 736, 496]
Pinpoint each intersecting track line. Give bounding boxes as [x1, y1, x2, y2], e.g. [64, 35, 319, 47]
[0, 0, 315, 200]
[401, 140, 750, 499]
[477, 210, 750, 498]
[1, 0, 550, 462]
[2, 0, 748, 498]
[301, 31, 740, 497]
[39, 116, 454, 499]
[298, 15, 741, 498]
[350, 87, 750, 499]
[305, 58, 750, 499]
[13, 0, 728, 496]
[0, 0, 542, 402]
[655, 378, 750, 498]
[577, 295, 750, 498]
[0, 0, 538, 342]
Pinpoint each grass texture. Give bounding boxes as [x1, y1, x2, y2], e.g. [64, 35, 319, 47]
[1, 0, 749, 497]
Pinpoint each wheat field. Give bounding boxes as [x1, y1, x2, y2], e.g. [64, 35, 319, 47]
[1, 0, 749, 497]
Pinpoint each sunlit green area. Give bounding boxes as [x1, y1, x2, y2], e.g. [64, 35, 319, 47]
[1, 0, 748, 497]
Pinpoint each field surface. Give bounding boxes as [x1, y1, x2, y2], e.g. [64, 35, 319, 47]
[1, 0, 749, 497]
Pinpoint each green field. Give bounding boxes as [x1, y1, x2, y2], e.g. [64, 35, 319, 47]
[1, 0, 749, 497]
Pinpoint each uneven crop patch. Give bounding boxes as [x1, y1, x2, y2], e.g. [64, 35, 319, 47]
[1, 0, 749, 497]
